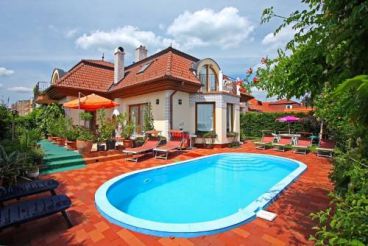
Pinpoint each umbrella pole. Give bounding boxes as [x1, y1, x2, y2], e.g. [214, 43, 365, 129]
[288, 122, 290, 134]
[78, 92, 81, 126]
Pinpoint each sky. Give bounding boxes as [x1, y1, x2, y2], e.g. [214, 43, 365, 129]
[0, 0, 305, 105]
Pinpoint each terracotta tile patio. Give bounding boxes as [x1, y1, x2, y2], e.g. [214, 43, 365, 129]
[0, 142, 333, 245]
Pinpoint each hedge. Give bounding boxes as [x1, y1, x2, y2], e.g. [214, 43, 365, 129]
[240, 112, 320, 139]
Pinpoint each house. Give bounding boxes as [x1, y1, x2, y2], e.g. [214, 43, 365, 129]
[35, 46, 252, 146]
[246, 98, 313, 113]
[11, 99, 34, 116]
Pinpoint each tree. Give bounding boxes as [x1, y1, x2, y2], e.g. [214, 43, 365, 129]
[143, 103, 154, 132]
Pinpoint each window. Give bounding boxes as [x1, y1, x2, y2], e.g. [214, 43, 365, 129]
[286, 104, 293, 109]
[129, 103, 148, 134]
[137, 61, 153, 74]
[226, 104, 234, 133]
[196, 102, 215, 134]
[199, 65, 218, 92]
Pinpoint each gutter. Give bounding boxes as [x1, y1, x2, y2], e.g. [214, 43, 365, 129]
[169, 90, 177, 130]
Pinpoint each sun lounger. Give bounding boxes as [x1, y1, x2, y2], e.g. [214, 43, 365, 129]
[123, 139, 160, 162]
[0, 179, 59, 204]
[316, 140, 335, 158]
[0, 195, 72, 230]
[154, 139, 183, 159]
[254, 135, 275, 150]
[292, 138, 311, 154]
[273, 136, 292, 152]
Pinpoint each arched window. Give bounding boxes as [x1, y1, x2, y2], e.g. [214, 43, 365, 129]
[199, 65, 218, 92]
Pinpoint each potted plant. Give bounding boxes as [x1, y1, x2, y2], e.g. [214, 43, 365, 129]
[104, 121, 117, 150]
[80, 111, 93, 128]
[55, 118, 67, 146]
[203, 131, 217, 148]
[227, 131, 239, 147]
[76, 127, 94, 154]
[0, 145, 28, 187]
[65, 127, 79, 150]
[117, 113, 135, 148]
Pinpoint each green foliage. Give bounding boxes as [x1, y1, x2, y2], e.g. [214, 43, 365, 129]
[116, 113, 135, 139]
[80, 111, 93, 121]
[96, 109, 115, 142]
[76, 127, 94, 142]
[0, 145, 29, 186]
[334, 75, 368, 126]
[65, 119, 79, 141]
[143, 103, 154, 132]
[37, 104, 64, 135]
[240, 112, 319, 138]
[0, 105, 13, 139]
[259, 1, 368, 243]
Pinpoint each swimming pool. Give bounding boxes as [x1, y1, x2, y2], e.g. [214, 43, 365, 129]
[95, 153, 306, 237]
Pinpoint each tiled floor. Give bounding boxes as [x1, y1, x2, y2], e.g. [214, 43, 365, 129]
[0, 142, 333, 245]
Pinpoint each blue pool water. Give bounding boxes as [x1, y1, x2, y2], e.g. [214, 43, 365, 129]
[95, 153, 306, 237]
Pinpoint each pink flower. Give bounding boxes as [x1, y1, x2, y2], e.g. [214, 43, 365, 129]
[253, 77, 260, 83]
[261, 57, 268, 64]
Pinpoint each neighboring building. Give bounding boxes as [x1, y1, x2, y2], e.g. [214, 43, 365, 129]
[246, 98, 313, 113]
[35, 46, 252, 146]
[11, 99, 33, 116]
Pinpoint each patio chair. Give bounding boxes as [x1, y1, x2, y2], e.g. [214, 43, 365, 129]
[273, 136, 293, 152]
[123, 138, 161, 162]
[254, 135, 275, 150]
[292, 138, 312, 155]
[0, 179, 59, 204]
[153, 131, 184, 160]
[0, 194, 72, 230]
[316, 140, 335, 158]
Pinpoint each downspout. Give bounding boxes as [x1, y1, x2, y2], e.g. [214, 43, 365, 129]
[169, 90, 177, 130]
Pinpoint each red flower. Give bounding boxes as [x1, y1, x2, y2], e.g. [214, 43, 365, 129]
[246, 67, 253, 75]
[261, 57, 268, 64]
[239, 87, 247, 93]
[236, 80, 243, 86]
[253, 77, 260, 83]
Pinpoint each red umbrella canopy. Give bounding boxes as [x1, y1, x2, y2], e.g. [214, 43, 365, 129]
[276, 115, 300, 122]
[63, 93, 119, 111]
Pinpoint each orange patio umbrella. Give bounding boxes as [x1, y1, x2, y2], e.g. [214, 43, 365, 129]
[63, 93, 119, 111]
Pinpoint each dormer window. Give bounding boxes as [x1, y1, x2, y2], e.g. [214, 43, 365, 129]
[286, 104, 293, 109]
[199, 65, 218, 92]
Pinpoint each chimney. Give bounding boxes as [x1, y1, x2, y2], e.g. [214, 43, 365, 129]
[135, 45, 147, 62]
[114, 47, 125, 84]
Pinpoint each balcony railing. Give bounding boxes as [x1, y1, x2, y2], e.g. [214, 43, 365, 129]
[34, 81, 50, 97]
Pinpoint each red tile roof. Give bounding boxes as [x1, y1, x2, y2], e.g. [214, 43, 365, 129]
[248, 99, 314, 113]
[53, 47, 201, 95]
[110, 47, 200, 91]
[55, 60, 114, 92]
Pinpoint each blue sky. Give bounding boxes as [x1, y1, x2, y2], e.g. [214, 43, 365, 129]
[0, 0, 304, 104]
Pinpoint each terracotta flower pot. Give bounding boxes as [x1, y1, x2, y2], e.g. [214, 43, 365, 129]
[76, 140, 93, 154]
[47, 136, 52, 141]
[66, 140, 77, 150]
[123, 139, 133, 148]
[51, 136, 58, 143]
[56, 138, 66, 146]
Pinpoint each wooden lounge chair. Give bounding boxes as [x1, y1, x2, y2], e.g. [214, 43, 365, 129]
[316, 140, 335, 158]
[154, 139, 183, 160]
[273, 136, 292, 152]
[0, 195, 72, 230]
[0, 179, 59, 204]
[254, 135, 275, 150]
[292, 138, 311, 155]
[123, 139, 161, 162]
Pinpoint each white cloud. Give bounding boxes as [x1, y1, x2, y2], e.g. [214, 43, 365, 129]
[0, 67, 14, 76]
[65, 28, 78, 38]
[7, 86, 32, 93]
[262, 25, 295, 50]
[167, 7, 254, 49]
[76, 25, 177, 51]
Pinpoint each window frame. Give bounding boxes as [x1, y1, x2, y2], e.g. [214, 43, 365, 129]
[195, 102, 216, 135]
[226, 103, 234, 133]
[129, 103, 148, 134]
[199, 65, 218, 92]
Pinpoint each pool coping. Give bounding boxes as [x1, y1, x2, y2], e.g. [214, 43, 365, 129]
[95, 153, 307, 237]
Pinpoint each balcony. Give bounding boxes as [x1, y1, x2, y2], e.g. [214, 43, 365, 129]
[34, 81, 55, 104]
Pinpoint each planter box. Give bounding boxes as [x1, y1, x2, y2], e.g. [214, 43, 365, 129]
[56, 138, 66, 146]
[66, 140, 77, 150]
